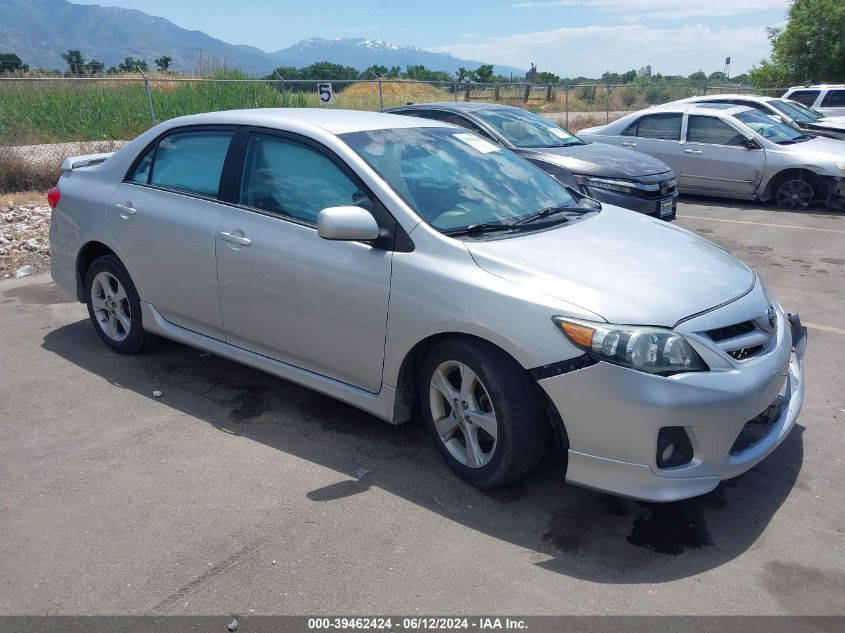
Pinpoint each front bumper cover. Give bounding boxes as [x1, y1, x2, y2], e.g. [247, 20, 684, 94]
[538, 312, 807, 502]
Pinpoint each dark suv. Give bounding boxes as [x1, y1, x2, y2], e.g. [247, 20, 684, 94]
[386, 102, 678, 220]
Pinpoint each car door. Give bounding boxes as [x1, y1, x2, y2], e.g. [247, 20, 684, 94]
[215, 130, 393, 393]
[616, 112, 684, 172]
[679, 114, 764, 196]
[108, 127, 235, 339]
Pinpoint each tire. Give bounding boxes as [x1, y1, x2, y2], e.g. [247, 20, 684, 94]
[775, 176, 819, 210]
[417, 338, 549, 489]
[84, 254, 152, 354]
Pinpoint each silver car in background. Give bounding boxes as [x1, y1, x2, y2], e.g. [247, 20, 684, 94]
[669, 93, 845, 141]
[579, 103, 845, 210]
[49, 108, 806, 502]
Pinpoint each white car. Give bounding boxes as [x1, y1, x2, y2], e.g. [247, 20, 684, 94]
[783, 85, 845, 117]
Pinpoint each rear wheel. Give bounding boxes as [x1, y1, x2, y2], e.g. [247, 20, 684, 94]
[418, 339, 549, 489]
[84, 255, 152, 354]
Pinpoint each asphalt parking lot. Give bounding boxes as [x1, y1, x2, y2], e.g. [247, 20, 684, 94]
[1, 197, 843, 616]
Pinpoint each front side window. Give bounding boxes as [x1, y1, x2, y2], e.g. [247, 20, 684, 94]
[788, 90, 820, 106]
[146, 131, 233, 197]
[471, 108, 582, 148]
[686, 115, 745, 146]
[821, 90, 845, 107]
[239, 133, 367, 224]
[622, 113, 682, 141]
[339, 127, 583, 232]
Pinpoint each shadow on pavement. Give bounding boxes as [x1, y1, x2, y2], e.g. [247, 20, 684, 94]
[42, 318, 803, 584]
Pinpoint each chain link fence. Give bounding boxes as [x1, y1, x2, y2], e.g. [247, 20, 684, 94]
[0, 77, 788, 148]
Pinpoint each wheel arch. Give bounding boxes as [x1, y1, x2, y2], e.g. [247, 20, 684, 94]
[75, 241, 118, 301]
[760, 167, 829, 202]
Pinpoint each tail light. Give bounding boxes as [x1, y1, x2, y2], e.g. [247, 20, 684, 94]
[47, 186, 61, 209]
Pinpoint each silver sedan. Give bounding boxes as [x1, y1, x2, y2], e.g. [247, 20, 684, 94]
[49, 108, 806, 502]
[579, 104, 845, 210]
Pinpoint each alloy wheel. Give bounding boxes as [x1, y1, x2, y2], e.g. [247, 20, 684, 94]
[776, 179, 814, 210]
[428, 360, 498, 468]
[90, 271, 131, 342]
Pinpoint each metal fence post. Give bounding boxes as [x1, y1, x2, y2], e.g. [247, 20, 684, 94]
[565, 85, 569, 129]
[453, 82, 458, 102]
[605, 83, 610, 124]
[137, 67, 157, 125]
[464, 81, 471, 102]
[378, 77, 384, 111]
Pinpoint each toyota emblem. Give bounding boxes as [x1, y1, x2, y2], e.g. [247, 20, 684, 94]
[766, 305, 777, 328]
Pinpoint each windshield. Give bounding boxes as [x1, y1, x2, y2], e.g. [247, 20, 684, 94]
[734, 110, 809, 144]
[770, 99, 819, 123]
[472, 108, 584, 148]
[339, 127, 585, 232]
[782, 99, 825, 121]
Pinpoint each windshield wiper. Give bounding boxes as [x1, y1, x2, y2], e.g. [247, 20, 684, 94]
[513, 204, 596, 226]
[441, 222, 519, 236]
[778, 134, 814, 144]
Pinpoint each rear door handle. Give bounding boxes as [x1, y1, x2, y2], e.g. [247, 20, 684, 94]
[219, 231, 251, 246]
[684, 149, 703, 154]
[113, 202, 136, 216]
[621, 141, 637, 147]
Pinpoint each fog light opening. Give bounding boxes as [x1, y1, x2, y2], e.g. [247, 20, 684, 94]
[657, 426, 694, 469]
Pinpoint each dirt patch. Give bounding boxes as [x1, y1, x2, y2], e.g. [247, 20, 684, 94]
[0, 197, 52, 278]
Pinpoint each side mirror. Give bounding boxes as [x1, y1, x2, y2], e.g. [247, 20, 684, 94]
[317, 206, 380, 242]
[741, 137, 761, 150]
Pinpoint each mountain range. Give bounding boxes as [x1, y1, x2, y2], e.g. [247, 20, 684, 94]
[1, 0, 524, 77]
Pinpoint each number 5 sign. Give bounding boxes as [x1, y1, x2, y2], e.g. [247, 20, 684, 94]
[317, 83, 334, 105]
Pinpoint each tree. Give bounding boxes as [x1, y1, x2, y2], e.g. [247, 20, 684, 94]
[0, 53, 27, 73]
[688, 70, 707, 83]
[118, 56, 148, 72]
[750, 0, 844, 87]
[363, 64, 388, 78]
[155, 56, 172, 72]
[471, 64, 494, 83]
[621, 69, 637, 83]
[536, 71, 560, 83]
[708, 71, 728, 82]
[84, 59, 104, 74]
[455, 66, 471, 82]
[61, 49, 86, 76]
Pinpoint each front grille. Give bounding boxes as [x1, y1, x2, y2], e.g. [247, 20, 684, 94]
[704, 319, 772, 362]
[632, 179, 676, 200]
[707, 321, 756, 342]
[730, 396, 784, 454]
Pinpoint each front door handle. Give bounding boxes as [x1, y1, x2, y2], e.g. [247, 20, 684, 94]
[621, 141, 637, 147]
[113, 202, 136, 217]
[684, 149, 703, 154]
[219, 231, 252, 247]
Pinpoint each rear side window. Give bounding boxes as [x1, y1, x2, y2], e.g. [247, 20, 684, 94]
[821, 90, 845, 107]
[788, 90, 820, 106]
[131, 130, 233, 197]
[622, 113, 682, 140]
[686, 115, 744, 146]
[239, 133, 368, 224]
[424, 111, 493, 138]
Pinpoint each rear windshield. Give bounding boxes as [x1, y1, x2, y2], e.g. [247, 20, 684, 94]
[339, 127, 583, 232]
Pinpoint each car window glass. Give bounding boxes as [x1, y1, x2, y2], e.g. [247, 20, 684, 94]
[129, 146, 154, 184]
[239, 133, 366, 224]
[788, 90, 820, 106]
[734, 110, 804, 143]
[149, 131, 233, 197]
[339, 127, 582, 232]
[821, 90, 845, 107]
[686, 115, 744, 146]
[628, 113, 682, 140]
[472, 108, 580, 148]
[770, 99, 815, 123]
[425, 111, 493, 139]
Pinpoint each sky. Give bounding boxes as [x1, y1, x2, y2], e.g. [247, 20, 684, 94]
[71, 0, 790, 76]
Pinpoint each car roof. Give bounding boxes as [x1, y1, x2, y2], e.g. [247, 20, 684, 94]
[159, 108, 448, 135]
[788, 84, 845, 90]
[647, 104, 754, 116]
[686, 94, 776, 104]
[387, 102, 517, 113]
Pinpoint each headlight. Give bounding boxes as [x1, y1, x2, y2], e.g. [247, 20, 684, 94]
[553, 317, 708, 375]
[578, 176, 634, 194]
[835, 162, 845, 176]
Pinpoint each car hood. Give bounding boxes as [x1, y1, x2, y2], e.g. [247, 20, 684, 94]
[774, 135, 845, 161]
[515, 142, 672, 178]
[465, 206, 754, 327]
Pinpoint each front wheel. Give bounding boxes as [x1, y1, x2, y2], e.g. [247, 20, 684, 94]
[775, 177, 816, 210]
[418, 339, 549, 489]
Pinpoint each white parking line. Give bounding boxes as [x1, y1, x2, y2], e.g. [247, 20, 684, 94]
[805, 322, 845, 336]
[678, 215, 845, 235]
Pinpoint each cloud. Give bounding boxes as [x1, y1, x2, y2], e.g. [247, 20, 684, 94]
[433, 24, 772, 77]
[511, 0, 788, 20]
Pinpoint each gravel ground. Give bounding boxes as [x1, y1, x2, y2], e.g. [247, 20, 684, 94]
[0, 193, 51, 279]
